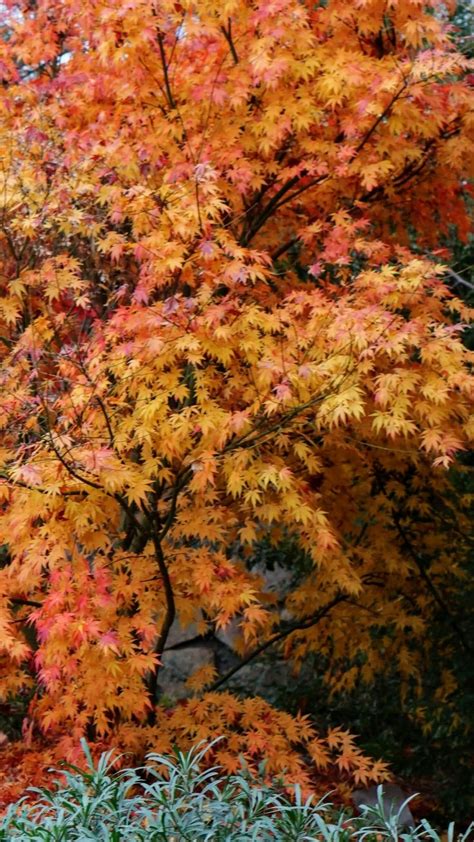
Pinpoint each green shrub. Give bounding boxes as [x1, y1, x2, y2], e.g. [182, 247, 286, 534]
[0, 740, 471, 841]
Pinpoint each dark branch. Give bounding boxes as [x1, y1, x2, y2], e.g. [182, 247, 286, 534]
[209, 594, 348, 691]
[157, 33, 176, 109]
[9, 596, 42, 608]
[271, 236, 298, 262]
[241, 85, 407, 247]
[220, 19, 239, 65]
[146, 531, 177, 715]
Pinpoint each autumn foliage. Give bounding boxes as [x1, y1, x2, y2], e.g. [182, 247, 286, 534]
[0, 0, 472, 799]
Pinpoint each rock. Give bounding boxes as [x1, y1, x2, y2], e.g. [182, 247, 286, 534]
[158, 643, 215, 700]
[352, 784, 415, 829]
[165, 617, 203, 648]
[157, 562, 295, 700]
[214, 617, 241, 652]
[225, 656, 289, 697]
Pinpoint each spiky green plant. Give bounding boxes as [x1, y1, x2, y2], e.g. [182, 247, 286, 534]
[0, 740, 472, 841]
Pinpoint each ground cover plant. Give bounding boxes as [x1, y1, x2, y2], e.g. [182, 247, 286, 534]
[0, 0, 471, 811]
[1, 741, 473, 841]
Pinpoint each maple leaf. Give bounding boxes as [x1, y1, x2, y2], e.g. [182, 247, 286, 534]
[186, 663, 218, 693]
[0, 0, 470, 799]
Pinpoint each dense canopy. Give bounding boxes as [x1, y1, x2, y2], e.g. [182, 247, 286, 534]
[0, 0, 472, 798]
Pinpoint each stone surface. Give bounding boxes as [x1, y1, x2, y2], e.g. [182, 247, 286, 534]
[159, 643, 215, 700]
[352, 784, 415, 829]
[157, 563, 295, 701]
[214, 617, 241, 652]
[165, 618, 203, 648]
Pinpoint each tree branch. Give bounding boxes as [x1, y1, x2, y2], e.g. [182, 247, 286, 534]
[220, 19, 239, 65]
[157, 33, 176, 109]
[271, 236, 298, 262]
[443, 266, 474, 292]
[8, 596, 42, 608]
[241, 83, 407, 247]
[146, 531, 176, 716]
[209, 594, 348, 691]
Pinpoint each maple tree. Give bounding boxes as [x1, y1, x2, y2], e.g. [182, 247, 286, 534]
[0, 0, 472, 796]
